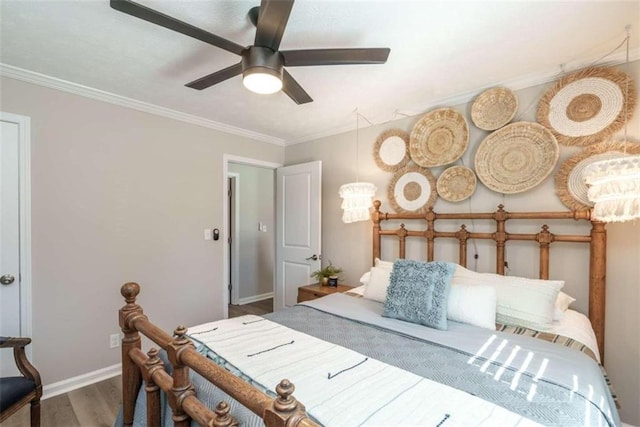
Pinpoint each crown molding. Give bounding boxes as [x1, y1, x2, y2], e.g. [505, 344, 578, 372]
[0, 64, 285, 147]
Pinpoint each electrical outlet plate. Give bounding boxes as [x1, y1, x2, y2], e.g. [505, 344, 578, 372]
[110, 333, 120, 348]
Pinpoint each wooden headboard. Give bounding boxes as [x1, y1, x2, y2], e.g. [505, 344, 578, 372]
[370, 200, 607, 361]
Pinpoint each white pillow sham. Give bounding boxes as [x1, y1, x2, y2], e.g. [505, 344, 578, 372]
[452, 265, 563, 331]
[447, 284, 497, 330]
[363, 266, 393, 303]
[374, 258, 395, 269]
[553, 291, 576, 320]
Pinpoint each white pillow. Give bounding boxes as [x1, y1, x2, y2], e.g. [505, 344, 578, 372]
[452, 265, 563, 331]
[447, 284, 497, 330]
[363, 266, 392, 303]
[374, 258, 395, 269]
[359, 271, 371, 286]
[553, 291, 576, 321]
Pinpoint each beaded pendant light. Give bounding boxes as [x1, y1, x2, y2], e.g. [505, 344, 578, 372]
[339, 111, 377, 223]
[584, 28, 640, 223]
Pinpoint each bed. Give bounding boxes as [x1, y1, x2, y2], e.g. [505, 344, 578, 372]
[117, 201, 618, 426]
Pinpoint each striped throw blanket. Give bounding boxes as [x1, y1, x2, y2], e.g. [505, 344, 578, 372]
[189, 315, 542, 427]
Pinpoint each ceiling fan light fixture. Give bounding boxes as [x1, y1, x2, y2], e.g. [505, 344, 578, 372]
[242, 46, 284, 95]
[242, 68, 283, 94]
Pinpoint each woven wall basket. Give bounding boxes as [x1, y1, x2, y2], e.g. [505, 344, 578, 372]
[373, 128, 411, 172]
[388, 165, 437, 213]
[537, 66, 636, 146]
[471, 87, 518, 131]
[555, 140, 640, 211]
[436, 165, 477, 202]
[474, 122, 559, 194]
[409, 108, 469, 167]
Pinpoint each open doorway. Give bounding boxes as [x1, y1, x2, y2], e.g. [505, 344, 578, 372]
[222, 155, 282, 319]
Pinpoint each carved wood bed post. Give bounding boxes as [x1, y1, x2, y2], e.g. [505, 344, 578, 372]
[425, 209, 436, 261]
[537, 225, 552, 280]
[589, 221, 607, 362]
[119, 282, 144, 427]
[372, 200, 382, 264]
[167, 326, 197, 427]
[455, 225, 470, 267]
[493, 205, 508, 274]
[143, 348, 163, 426]
[398, 224, 407, 259]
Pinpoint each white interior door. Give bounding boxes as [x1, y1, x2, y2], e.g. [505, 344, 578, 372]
[276, 161, 322, 309]
[0, 113, 31, 376]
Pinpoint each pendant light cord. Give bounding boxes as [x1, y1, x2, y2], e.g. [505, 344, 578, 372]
[356, 110, 360, 183]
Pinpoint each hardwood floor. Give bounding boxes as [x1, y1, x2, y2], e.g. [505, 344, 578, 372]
[3, 299, 273, 426]
[2, 375, 121, 427]
[228, 297, 274, 318]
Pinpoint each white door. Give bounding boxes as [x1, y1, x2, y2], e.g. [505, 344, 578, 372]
[0, 112, 31, 376]
[275, 161, 322, 309]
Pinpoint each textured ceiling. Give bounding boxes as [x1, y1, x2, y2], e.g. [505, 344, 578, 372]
[1, 1, 639, 145]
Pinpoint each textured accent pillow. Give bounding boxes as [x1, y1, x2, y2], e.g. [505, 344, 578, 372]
[383, 260, 456, 330]
[452, 265, 563, 331]
[363, 266, 392, 302]
[447, 284, 497, 330]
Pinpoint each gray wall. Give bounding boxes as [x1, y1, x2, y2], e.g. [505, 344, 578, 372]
[285, 60, 640, 425]
[228, 163, 275, 301]
[1, 76, 284, 385]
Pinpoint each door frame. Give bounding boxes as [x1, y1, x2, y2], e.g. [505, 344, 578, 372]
[0, 112, 32, 345]
[227, 172, 240, 305]
[221, 154, 282, 318]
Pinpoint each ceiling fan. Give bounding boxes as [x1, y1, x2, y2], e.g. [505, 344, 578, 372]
[110, 0, 391, 104]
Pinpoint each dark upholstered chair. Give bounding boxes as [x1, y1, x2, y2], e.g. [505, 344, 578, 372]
[0, 337, 42, 426]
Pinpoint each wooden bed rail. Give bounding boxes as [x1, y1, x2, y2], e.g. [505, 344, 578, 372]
[371, 200, 607, 362]
[119, 282, 319, 427]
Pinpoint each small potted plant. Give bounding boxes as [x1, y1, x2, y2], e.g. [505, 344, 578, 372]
[311, 261, 343, 286]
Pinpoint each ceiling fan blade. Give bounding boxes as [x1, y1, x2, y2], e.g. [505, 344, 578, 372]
[110, 0, 245, 56]
[254, 0, 294, 51]
[282, 70, 313, 104]
[185, 63, 243, 90]
[281, 48, 390, 67]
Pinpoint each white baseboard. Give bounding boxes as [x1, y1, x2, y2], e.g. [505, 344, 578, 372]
[238, 292, 274, 305]
[42, 363, 121, 400]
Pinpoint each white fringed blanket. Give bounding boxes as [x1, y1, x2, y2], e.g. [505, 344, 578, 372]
[189, 315, 541, 427]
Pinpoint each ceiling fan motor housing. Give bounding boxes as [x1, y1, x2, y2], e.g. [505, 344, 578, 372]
[242, 46, 284, 81]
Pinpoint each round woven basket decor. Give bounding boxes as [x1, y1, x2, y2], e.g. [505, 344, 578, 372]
[536, 66, 636, 146]
[388, 165, 437, 213]
[373, 128, 411, 172]
[409, 108, 469, 167]
[474, 121, 559, 194]
[471, 87, 518, 131]
[436, 166, 477, 202]
[555, 140, 640, 211]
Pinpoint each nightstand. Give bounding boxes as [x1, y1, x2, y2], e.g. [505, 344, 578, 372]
[297, 283, 355, 303]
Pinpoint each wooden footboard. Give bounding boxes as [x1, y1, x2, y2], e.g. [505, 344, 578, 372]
[119, 282, 318, 427]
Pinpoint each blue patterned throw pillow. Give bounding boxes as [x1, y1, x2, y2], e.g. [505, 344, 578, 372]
[382, 260, 456, 330]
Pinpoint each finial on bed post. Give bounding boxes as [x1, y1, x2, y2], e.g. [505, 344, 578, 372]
[263, 379, 310, 427]
[210, 401, 238, 427]
[119, 282, 144, 427]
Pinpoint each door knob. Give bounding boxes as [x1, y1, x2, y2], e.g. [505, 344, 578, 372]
[0, 274, 15, 285]
[305, 254, 318, 261]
